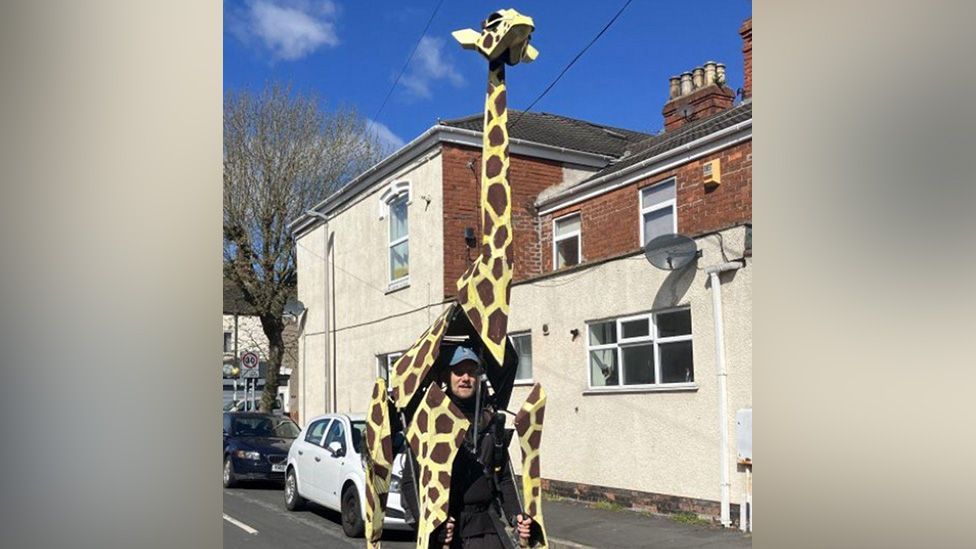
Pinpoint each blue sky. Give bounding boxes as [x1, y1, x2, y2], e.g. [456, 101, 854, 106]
[224, 1, 752, 152]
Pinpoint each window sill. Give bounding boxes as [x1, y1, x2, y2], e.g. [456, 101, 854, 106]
[513, 379, 535, 386]
[582, 383, 698, 395]
[386, 279, 410, 294]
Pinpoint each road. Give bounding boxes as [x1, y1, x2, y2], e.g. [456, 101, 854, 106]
[223, 481, 416, 548]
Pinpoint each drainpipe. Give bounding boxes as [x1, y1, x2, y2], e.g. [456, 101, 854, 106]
[705, 260, 744, 527]
[305, 210, 330, 413]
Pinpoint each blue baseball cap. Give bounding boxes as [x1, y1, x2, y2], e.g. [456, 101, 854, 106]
[448, 346, 481, 367]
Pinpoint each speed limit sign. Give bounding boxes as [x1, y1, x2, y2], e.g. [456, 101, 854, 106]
[240, 351, 260, 379]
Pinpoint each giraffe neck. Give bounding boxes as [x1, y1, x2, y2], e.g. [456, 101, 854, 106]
[479, 59, 510, 251]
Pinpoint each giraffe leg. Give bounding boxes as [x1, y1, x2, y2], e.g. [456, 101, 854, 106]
[406, 384, 470, 549]
[514, 383, 548, 548]
[365, 378, 395, 548]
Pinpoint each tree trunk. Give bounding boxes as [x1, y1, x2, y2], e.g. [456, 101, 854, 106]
[260, 314, 285, 414]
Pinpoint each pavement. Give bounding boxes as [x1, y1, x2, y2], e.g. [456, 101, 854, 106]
[223, 481, 752, 548]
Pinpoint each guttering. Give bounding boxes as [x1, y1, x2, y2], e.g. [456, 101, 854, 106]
[537, 119, 752, 215]
[288, 125, 615, 238]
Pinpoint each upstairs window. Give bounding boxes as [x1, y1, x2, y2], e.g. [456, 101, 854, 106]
[640, 178, 676, 245]
[223, 331, 233, 353]
[553, 213, 581, 269]
[388, 193, 409, 284]
[587, 307, 694, 390]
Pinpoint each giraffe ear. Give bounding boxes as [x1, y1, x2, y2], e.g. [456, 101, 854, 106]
[452, 28, 481, 49]
[522, 44, 539, 63]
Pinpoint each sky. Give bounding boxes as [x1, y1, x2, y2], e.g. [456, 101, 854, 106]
[224, 1, 753, 153]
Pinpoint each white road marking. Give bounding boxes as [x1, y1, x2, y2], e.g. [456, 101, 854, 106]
[223, 513, 258, 535]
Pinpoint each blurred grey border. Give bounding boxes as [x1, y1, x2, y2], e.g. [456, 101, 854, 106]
[758, 1, 976, 548]
[0, 2, 221, 549]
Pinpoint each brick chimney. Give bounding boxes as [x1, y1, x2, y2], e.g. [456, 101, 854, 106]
[661, 61, 735, 132]
[740, 17, 752, 100]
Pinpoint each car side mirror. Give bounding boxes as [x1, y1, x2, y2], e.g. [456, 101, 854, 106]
[327, 441, 344, 457]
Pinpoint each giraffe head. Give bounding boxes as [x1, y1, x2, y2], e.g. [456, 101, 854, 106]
[452, 8, 539, 65]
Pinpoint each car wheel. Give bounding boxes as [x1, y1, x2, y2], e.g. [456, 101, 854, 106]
[340, 486, 365, 538]
[223, 456, 237, 488]
[284, 468, 305, 511]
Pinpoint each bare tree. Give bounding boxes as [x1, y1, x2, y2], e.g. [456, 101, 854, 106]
[224, 83, 384, 413]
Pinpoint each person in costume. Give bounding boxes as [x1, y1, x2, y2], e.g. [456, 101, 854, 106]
[400, 346, 534, 549]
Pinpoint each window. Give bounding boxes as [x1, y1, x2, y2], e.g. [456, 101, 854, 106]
[377, 352, 403, 382]
[305, 419, 330, 445]
[511, 333, 533, 382]
[323, 419, 345, 451]
[389, 193, 409, 284]
[553, 213, 581, 269]
[223, 331, 233, 353]
[640, 178, 677, 245]
[587, 308, 694, 389]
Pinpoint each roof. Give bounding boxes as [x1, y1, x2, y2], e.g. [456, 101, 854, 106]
[439, 110, 651, 157]
[536, 102, 752, 207]
[586, 102, 752, 183]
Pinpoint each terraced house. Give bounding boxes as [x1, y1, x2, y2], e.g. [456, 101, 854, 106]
[291, 17, 752, 526]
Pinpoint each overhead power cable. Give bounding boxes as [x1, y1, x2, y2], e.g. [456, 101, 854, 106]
[371, 0, 447, 122]
[511, 0, 634, 129]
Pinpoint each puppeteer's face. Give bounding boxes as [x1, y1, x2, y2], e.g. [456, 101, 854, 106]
[448, 360, 480, 400]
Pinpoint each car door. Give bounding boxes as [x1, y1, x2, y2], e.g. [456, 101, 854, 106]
[317, 418, 348, 510]
[296, 418, 331, 502]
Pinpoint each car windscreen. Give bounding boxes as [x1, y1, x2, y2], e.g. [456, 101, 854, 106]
[232, 416, 301, 438]
[351, 421, 366, 454]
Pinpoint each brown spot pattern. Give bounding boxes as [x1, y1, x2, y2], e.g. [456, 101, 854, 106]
[476, 279, 494, 308]
[492, 225, 508, 251]
[488, 125, 504, 147]
[485, 155, 502, 179]
[486, 182, 506, 214]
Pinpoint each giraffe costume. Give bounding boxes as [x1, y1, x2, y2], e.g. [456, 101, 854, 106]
[364, 9, 547, 549]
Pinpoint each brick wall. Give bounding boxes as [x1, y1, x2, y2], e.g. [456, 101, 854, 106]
[441, 143, 565, 297]
[542, 140, 752, 271]
[740, 18, 752, 99]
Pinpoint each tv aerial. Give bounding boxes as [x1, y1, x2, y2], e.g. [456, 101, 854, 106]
[643, 233, 701, 270]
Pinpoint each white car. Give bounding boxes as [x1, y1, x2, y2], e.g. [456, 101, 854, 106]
[284, 413, 412, 538]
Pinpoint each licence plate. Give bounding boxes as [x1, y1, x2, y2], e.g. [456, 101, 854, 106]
[271, 463, 286, 472]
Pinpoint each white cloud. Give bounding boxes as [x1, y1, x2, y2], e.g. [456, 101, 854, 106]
[366, 119, 406, 154]
[400, 36, 465, 99]
[232, 0, 340, 61]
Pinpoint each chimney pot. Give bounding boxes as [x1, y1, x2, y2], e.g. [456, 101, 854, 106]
[680, 72, 693, 95]
[704, 61, 717, 86]
[668, 76, 681, 100]
[716, 63, 727, 85]
[692, 67, 705, 89]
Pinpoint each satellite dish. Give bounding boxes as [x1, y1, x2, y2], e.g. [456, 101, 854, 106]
[678, 104, 695, 119]
[644, 233, 700, 270]
[283, 297, 306, 321]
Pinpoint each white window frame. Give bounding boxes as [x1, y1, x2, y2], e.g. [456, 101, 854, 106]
[585, 307, 695, 392]
[510, 332, 533, 384]
[552, 212, 582, 270]
[377, 351, 403, 382]
[385, 184, 411, 288]
[638, 177, 678, 246]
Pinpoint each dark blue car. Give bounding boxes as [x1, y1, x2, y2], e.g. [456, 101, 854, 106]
[223, 412, 301, 487]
